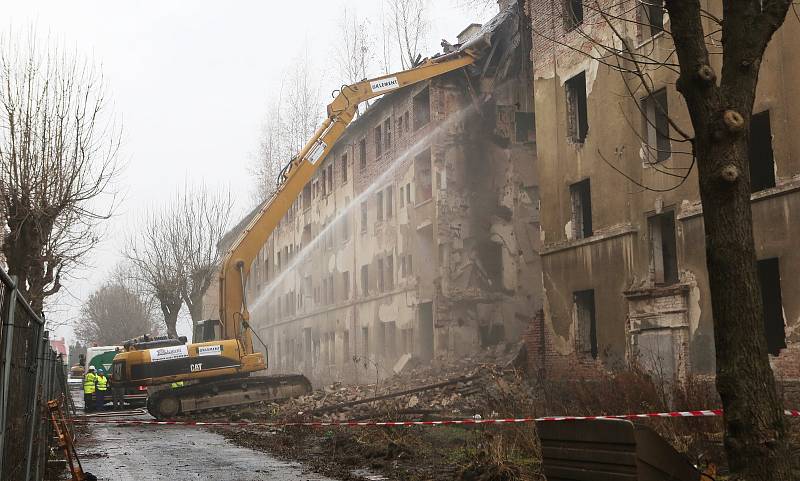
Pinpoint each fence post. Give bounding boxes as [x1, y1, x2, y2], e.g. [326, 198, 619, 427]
[0, 281, 18, 476]
[23, 331, 47, 481]
[48, 351, 56, 399]
[34, 349, 51, 481]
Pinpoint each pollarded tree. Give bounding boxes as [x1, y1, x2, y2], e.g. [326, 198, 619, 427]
[0, 32, 121, 312]
[173, 183, 233, 328]
[126, 183, 233, 335]
[125, 207, 183, 338]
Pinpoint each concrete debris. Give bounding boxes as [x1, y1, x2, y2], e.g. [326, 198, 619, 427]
[392, 353, 412, 374]
[309, 374, 480, 415]
[248, 341, 528, 423]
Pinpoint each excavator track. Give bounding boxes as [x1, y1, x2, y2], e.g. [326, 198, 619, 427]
[146, 374, 312, 419]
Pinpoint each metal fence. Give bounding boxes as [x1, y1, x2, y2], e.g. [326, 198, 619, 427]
[0, 268, 72, 481]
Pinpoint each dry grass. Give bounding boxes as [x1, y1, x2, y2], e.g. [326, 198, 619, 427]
[221, 361, 797, 480]
[533, 364, 727, 471]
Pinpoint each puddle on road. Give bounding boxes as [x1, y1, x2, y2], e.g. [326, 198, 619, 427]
[351, 469, 390, 480]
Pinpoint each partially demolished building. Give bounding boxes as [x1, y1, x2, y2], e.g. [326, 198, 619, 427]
[237, 2, 539, 385]
[525, 0, 800, 386]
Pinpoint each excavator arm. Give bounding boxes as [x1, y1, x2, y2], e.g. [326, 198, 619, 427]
[219, 46, 486, 356]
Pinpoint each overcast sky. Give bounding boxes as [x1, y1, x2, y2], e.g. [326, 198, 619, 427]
[5, 0, 496, 343]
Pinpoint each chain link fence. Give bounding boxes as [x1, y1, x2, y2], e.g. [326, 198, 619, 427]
[0, 267, 73, 481]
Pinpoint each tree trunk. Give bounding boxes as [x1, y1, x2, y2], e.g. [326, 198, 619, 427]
[182, 273, 214, 330]
[187, 294, 204, 330]
[160, 301, 181, 339]
[696, 134, 792, 480]
[3, 213, 58, 313]
[164, 314, 179, 339]
[664, 2, 794, 479]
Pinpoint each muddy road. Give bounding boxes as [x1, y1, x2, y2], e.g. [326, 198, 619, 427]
[72, 389, 338, 481]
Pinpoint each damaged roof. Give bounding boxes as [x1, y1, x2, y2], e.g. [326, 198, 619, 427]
[332, 0, 523, 146]
[222, 1, 526, 245]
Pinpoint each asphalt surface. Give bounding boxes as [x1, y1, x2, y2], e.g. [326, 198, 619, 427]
[71, 386, 337, 481]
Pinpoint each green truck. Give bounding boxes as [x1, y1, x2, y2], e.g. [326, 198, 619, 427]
[85, 346, 147, 408]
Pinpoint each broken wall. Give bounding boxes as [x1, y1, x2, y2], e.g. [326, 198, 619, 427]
[239, 1, 541, 387]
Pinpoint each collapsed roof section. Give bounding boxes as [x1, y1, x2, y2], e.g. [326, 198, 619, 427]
[222, 1, 528, 250]
[337, 0, 524, 142]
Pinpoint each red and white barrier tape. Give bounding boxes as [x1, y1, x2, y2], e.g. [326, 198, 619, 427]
[68, 409, 800, 427]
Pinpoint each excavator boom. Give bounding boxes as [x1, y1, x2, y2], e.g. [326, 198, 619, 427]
[219, 47, 483, 354]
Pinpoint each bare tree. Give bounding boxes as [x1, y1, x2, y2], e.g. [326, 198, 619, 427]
[74, 264, 158, 345]
[251, 98, 286, 202]
[251, 54, 322, 202]
[386, 0, 429, 69]
[334, 8, 374, 85]
[0, 32, 121, 312]
[378, 0, 395, 73]
[454, 0, 496, 14]
[531, 1, 795, 478]
[174, 183, 233, 328]
[126, 183, 233, 335]
[282, 53, 322, 161]
[125, 207, 183, 338]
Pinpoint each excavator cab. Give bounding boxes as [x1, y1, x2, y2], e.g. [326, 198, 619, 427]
[193, 319, 223, 343]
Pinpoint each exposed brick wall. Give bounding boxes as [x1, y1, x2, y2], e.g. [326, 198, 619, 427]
[522, 309, 606, 380]
[772, 342, 800, 383]
[772, 342, 800, 404]
[779, 380, 800, 406]
[527, 0, 636, 74]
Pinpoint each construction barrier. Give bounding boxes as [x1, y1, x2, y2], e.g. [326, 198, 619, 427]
[0, 267, 74, 481]
[68, 408, 800, 428]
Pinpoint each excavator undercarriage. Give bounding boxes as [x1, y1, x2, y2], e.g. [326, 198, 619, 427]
[147, 374, 312, 419]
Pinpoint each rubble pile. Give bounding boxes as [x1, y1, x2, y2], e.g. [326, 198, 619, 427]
[257, 342, 531, 422]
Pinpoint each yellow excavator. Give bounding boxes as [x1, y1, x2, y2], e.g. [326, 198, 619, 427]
[112, 34, 489, 419]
